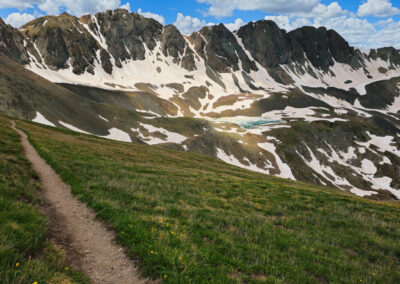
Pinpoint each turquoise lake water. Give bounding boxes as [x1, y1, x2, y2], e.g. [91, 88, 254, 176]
[237, 119, 282, 129]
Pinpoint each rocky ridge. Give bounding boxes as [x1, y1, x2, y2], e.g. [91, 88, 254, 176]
[0, 9, 399, 200]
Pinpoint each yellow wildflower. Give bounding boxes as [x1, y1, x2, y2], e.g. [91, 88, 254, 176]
[150, 250, 154, 254]
[15, 262, 20, 267]
[164, 274, 167, 279]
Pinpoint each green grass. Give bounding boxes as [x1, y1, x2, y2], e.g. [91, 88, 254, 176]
[19, 119, 400, 283]
[0, 116, 87, 284]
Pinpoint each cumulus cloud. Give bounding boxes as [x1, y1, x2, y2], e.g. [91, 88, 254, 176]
[292, 2, 347, 19]
[264, 15, 292, 30]
[265, 15, 313, 31]
[174, 13, 211, 34]
[173, 13, 247, 34]
[39, 0, 122, 16]
[0, 0, 123, 16]
[197, 0, 320, 17]
[0, 0, 42, 10]
[137, 8, 165, 25]
[4, 12, 35, 27]
[314, 16, 376, 47]
[224, 18, 245, 31]
[368, 18, 400, 48]
[120, 2, 131, 12]
[358, 0, 400, 18]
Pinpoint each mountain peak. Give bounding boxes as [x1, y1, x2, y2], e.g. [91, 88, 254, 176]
[0, 16, 28, 64]
[0, 9, 399, 200]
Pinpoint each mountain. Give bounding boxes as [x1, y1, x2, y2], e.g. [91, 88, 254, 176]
[0, 9, 399, 200]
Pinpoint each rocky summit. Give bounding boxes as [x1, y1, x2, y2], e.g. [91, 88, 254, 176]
[0, 8, 399, 200]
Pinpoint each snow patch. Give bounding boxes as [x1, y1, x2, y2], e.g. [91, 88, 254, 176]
[59, 121, 132, 143]
[32, 112, 55, 127]
[98, 115, 109, 122]
[132, 123, 187, 145]
[258, 142, 296, 180]
[357, 133, 400, 157]
[216, 148, 270, 175]
[103, 128, 132, 143]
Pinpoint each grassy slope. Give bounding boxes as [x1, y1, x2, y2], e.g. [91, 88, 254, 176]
[19, 119, 400, 284]
[0, 116, 87, 284]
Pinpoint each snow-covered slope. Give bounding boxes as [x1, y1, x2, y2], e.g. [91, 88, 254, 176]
[0, 10, 399, 199]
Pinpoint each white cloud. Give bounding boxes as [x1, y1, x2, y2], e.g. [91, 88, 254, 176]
[120, 2, 131, 12]
[264, 15, 317, 32]
[174, 13, 210, 34]
[0, 0, 42, 10]
[137, 8, 165, 25]
[367, 18, 400, 48]
[358, 0, 400, 17]
[173, 13, 244, 34]
[4, 12, 35, 27]
[197, 0, 320, 17]
[313, 16, 376, 47]
[293, 2, 347, 19]
[41, 0, 122, 16]
[264, 15, 292, 30]
[224, 18, 245, 31]
[0, 0, 122, 16]
[38, 0, 59, 14]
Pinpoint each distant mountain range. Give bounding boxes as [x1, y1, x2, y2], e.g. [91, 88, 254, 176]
[0, 8, 399, 199]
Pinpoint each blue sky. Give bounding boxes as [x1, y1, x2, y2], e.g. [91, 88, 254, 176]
[1, 0, 400, 48]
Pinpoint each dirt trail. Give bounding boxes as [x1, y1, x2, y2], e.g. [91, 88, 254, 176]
[11, 121, 146, 284]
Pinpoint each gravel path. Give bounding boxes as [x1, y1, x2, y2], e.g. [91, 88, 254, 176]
[12, 121, 146, 284]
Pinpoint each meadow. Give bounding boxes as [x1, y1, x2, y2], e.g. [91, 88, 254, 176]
[0, 116, 87, 284]
[14, 118, 400, 283]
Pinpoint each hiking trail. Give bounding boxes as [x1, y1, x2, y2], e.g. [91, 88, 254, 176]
[11, 121, 146, 284]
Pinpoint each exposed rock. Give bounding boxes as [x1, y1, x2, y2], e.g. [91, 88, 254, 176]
[369, 47, 400, 69]
[89, 9, 163, 62]
[0, 18, 28, 64]
[100, 48, 113, 74]
[161, 25, 196, 71]
[237, 20, 292, 69]
[182, 86, 209, 110]
[22, 14, 99, 74]
[191, 24, 257, 73]
[237, 20, 361, 70]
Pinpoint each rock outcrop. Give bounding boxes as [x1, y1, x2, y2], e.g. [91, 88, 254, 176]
[0, 18, 28, 64]
[190, 24, 257, 73]
[236, 20, 360, 70]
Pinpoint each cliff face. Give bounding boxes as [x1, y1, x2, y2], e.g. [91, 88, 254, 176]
[189, 24, 257, 73]
[18, 10, 198, 75]
[1, 9, 397, 79]
[236, 20, 360, 70]
[0, 18, 28, 64]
